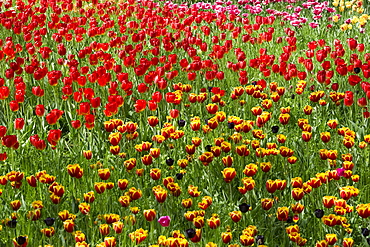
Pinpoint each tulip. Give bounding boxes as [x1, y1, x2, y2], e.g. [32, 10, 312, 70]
[143, 209, 156, 222]
[235, 145, 250, 156]
[98, 224, 109, 236]
[72, 144, 87, 158]
[150, 168, 161, 180]
[292, 203, 304, 214]
[129, 187, 142, 200]
[2, 135, 19, 149]
[221, 168, 236, 183]
[189, 229, 202, 243]
[276, 207, 289, 221]
[181, 198, 192, 209]
[153, 186, 167, 203]
[266, 180, 277, 193]
[94, 182, 107, 194]
[240, 235, 254, 246]
[102, 214, 120, 224]
[26, 175, 37, 187]
[158, 216, 171, 227]
[32, 201, 43, 209]
[147, 116, 159, 127]
[111, 221, 123, 234]
[221, 231, 232, 244]
[260, 162, 272, 172]
[10, 200, 21, 211]
[98, 168, 110, 180]
[261, 198, 274, 210]
[229, 211, 242, 223]
[13, 236, 28, 247]
[70, 120, 81, 129]
[320, 132, 331, 143]
[325, 234, 337, 245]
[193, 216, 205, 229]
[78, 203, 90, 215]
[108, 145, 119, 155]
[41, 227, 55, 237]
[315, 240, 329, 247]
[343, 238, 354, 247]
[243, 163, 258, 176]
[287, 156, 297, 164]
[63, 219, 75, 233]
[104, 237, 116, 247]
[141, 155, 153, 166]
[292, 188, 304, 201]
[67, 164, 82, 178]
[207, 215, 220, 229]
[9, 100, 19, 112]
[302, 131, 312, 142]
[278, 113, 290, 125]
[83, 191, 95, 203]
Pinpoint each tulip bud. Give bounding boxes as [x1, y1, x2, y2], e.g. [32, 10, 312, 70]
[63, 219, 75, 232]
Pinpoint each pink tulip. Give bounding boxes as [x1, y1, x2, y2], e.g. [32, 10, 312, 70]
[158, 216, 171, 227]
[309, 22, 319, 28]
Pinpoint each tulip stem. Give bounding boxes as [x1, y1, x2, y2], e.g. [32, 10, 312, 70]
[229, 183, 233, 202]
[149, 220, 155, 244]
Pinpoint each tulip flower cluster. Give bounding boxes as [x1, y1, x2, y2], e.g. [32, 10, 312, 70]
[0, 0, 369, 245]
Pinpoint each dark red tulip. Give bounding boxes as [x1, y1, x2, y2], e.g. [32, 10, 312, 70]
[317, 70, 326, 83]
[2, 135, 19, 149]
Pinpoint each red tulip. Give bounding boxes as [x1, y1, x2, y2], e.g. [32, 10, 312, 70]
[0, 126, 7, 137]
[137, 83, 148, 93]
[134, 99, 146, 113]
[317, 70, 326, 83]
[14, 118, 24, 130]
[170, 109, 179, 118]
[357, 97, 367, 107]
[0, 86, 9, 100]
[34, 105, 45, 117]
[47, 129, 62, 146]
[357, 43, 365, 52]
[71, 120, 81, 129]
[348, 75, 362, 86]
[336, 65, 348, 76]
[28, 86, 42, 99]
[344, 91, 354, 106]
[148, 100, 158, 111]
[347, 38, 357, 51]
[30, 135, 46, 150]
[0, 153, 6, 161]
[2, 135, 19, 149]
[9, 101, 19, 112]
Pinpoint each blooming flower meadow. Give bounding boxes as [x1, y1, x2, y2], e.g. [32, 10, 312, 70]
[0, 0, 369, 246]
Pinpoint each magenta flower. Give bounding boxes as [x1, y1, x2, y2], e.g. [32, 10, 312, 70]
[336, 168, 345, 177]
[309, 22, 319, 28]
[158, 216, 171, 227]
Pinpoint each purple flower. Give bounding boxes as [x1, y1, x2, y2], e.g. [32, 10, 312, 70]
[158, 216, 171, 227]
[336, 168, 345, 177]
